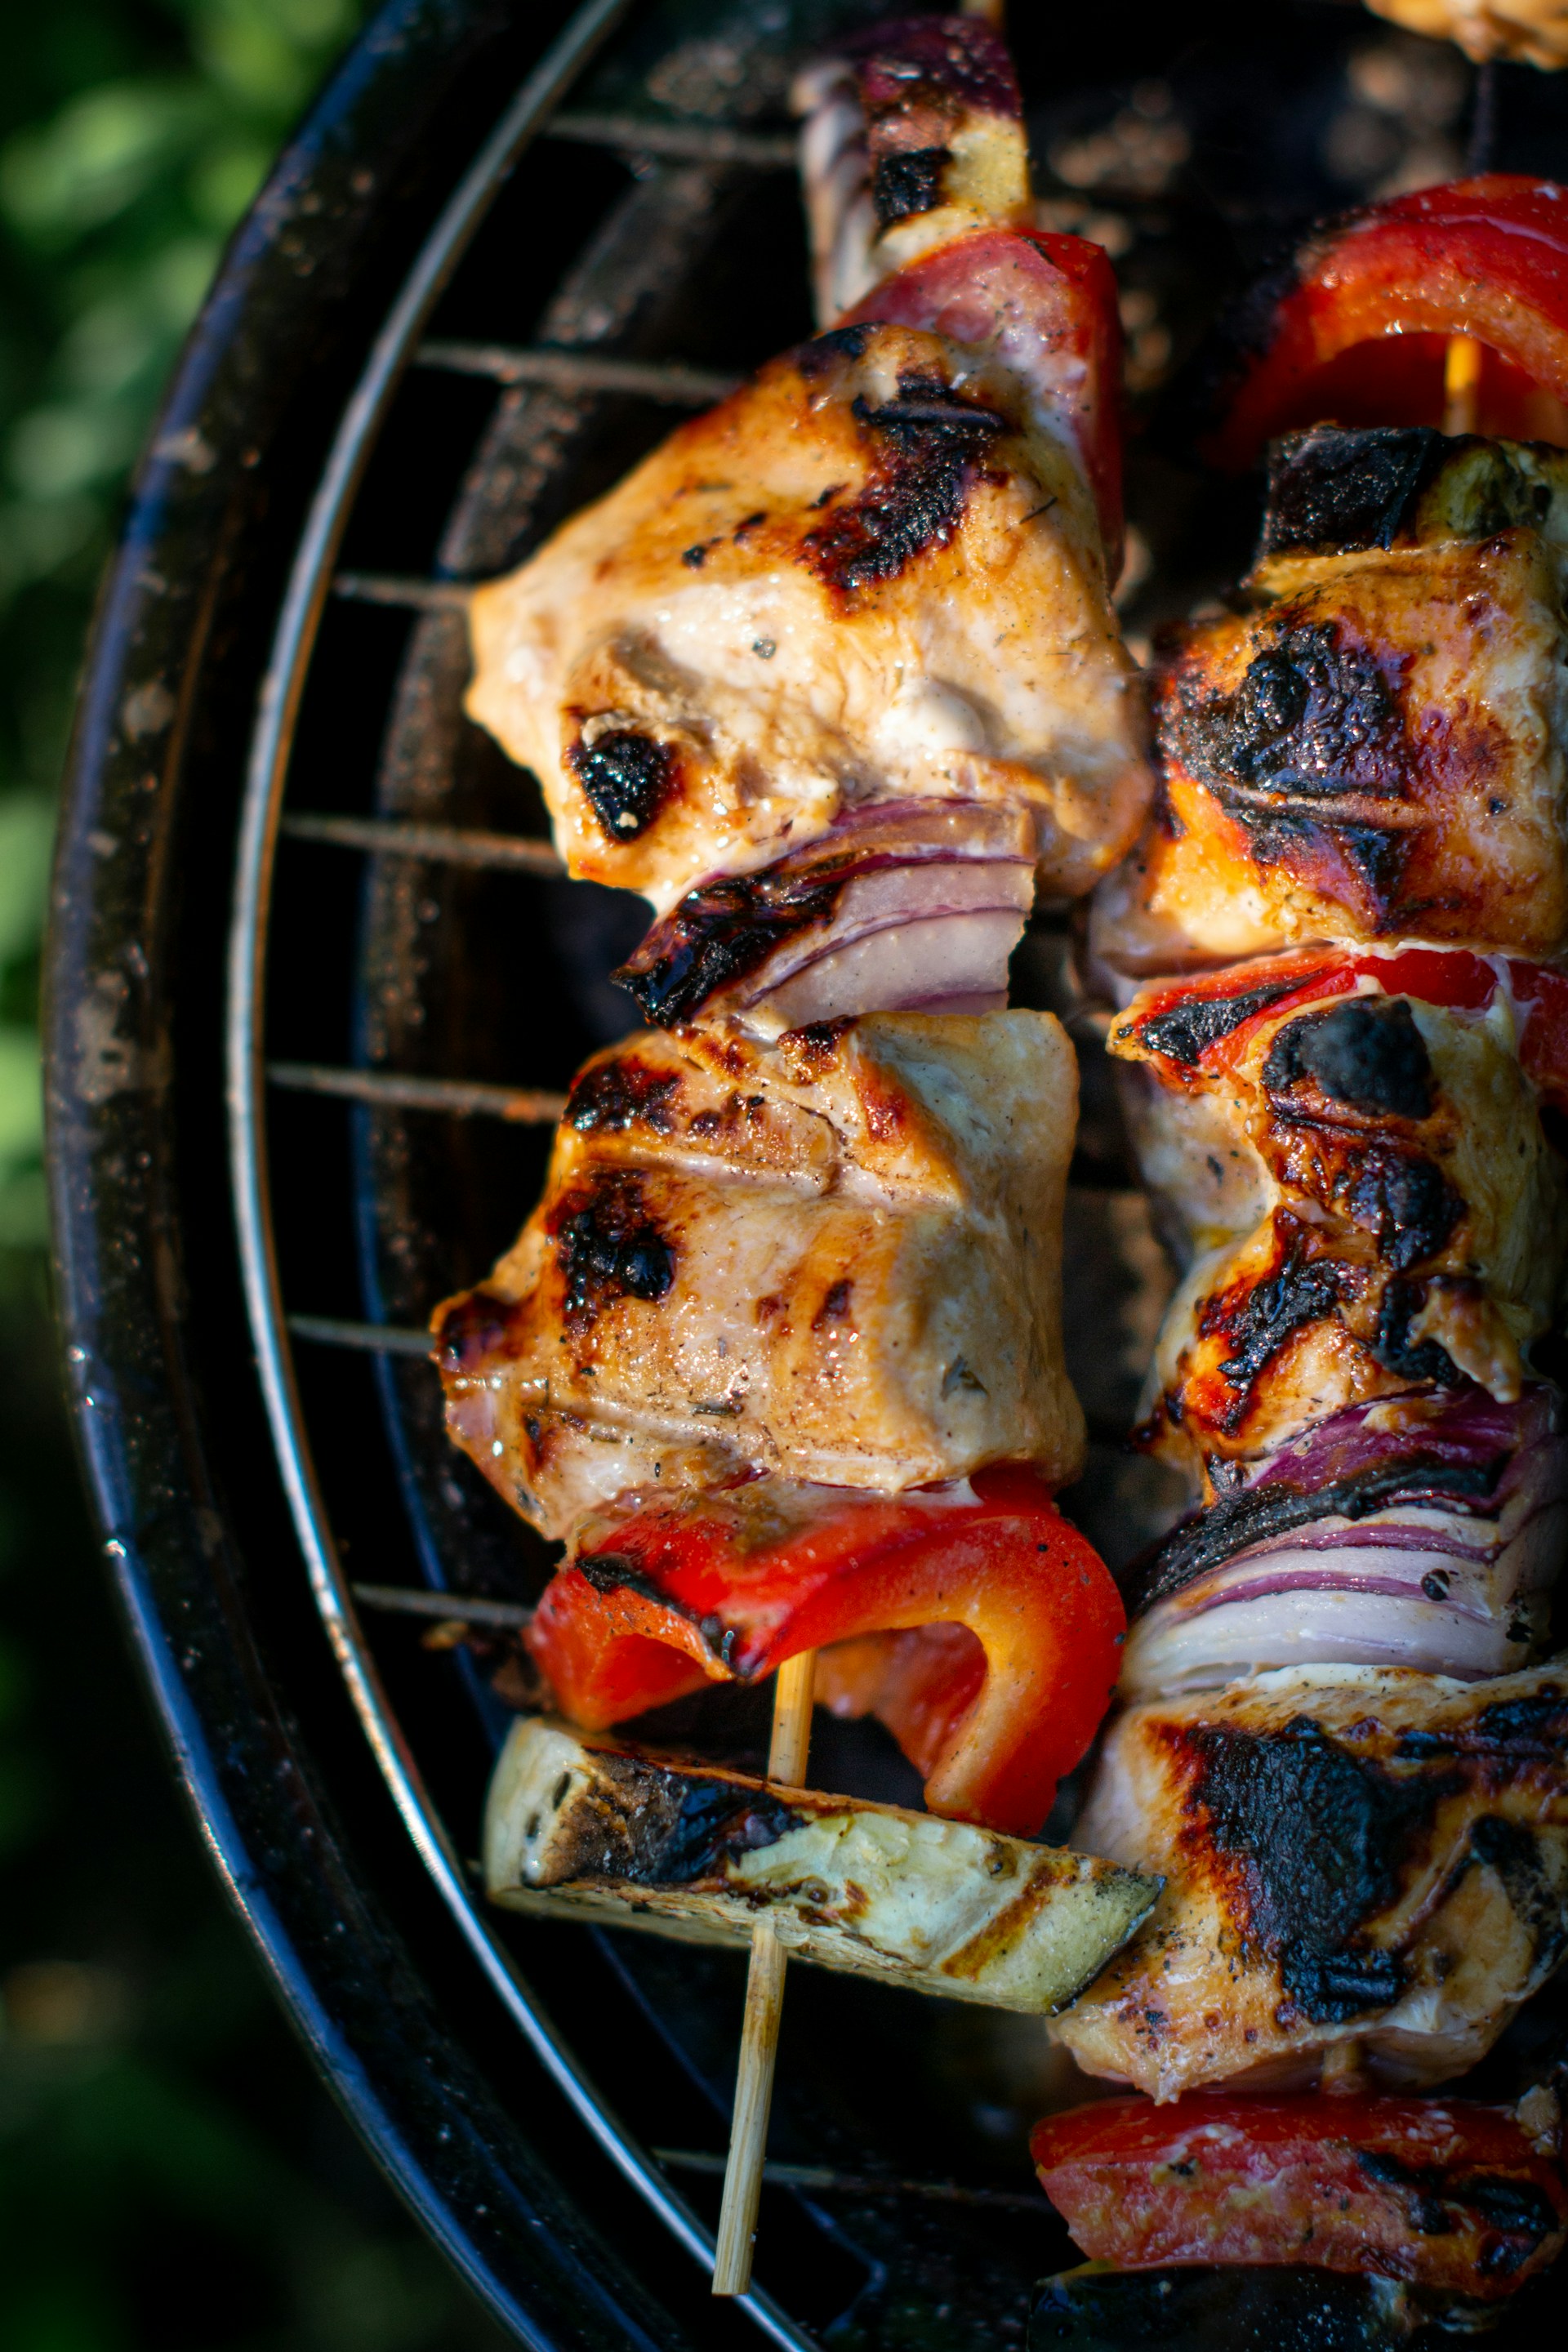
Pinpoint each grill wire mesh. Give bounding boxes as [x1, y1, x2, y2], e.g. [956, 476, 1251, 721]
[225, 0, 1568, 2340]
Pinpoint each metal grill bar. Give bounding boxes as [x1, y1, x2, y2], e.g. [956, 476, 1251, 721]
[416, 340, 741, 403]
[332, 571, 470, 608]
[354, 1583, 535, 1629]
[289, 1314, 431, 1356]
[268, 1062, 567, 1123]
[279, 813, 565, 873]
[545, 109, 796, 166]
[655, 2151, 1045, 2213]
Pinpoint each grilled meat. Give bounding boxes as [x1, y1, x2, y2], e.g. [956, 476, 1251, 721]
[466, 319, 1146, 916]
[432, 1009, 1084, 1538]
[1051, 1662, 1568, 2100]
[793, 13, 1030, 328]
[1110, 971, 1568, 1482]
[1363, 0, 1568, 68]
[485, 1717, 1158, 2011]
[1091, 429, 1568, 977]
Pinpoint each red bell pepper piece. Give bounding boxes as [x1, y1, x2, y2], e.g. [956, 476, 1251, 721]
[845, 227, 1125, 572]
[1197, 175, 1568, 470]
[1116, 944, 1568, 1113]
[524, 1464, 1125, 1836]
[1031, 2092, 1568, 2297]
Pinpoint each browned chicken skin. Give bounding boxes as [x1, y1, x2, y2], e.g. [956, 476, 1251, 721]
[1054, 1662, 1568, 2101]
[432, 1010, 1084, 1539]
[466, 320, 1148, 916]
[1093, 430, 1568, 976]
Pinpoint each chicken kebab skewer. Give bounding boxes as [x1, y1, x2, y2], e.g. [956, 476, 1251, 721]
[1032, 180, 1568, 2323]
[443, 11, 1160, 2295]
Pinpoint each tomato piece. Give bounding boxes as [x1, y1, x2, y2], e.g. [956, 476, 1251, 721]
[1031, 2092, 1568, 2297]
[1508, 960, 1568, 1114]
[1196, 175, 1568, 470]
[525, 1466, 1125, 1836]
[845, 226, 1125, 571]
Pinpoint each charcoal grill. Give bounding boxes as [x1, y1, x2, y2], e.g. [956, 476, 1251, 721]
[45, 0, 1568, 2343]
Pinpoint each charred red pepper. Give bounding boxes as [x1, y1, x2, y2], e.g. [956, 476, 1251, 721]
[846, 227, 1125, 570]
[1114, 945, 1568, 1113]
[525, 1465, 1125, 1836]
[1031, 2092, 1568, 2297]
[1196, 176, 1568, 470]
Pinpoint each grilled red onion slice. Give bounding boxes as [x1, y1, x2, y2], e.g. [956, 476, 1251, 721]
[1120, 1388, 1568, 1696]
[615, 800, 1034, 1032]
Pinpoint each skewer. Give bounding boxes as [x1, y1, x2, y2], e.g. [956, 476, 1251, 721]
[710, 1649, 816, 2296]
[1444, 331, 1484, 435]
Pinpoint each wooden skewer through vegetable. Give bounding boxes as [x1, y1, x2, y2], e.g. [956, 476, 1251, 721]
[1444, 332, 1484, 434]
[711, 1650, 817, 2296]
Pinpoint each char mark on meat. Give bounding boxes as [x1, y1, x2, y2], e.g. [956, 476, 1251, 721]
[566, 1058, 682, 1134]
[873, 145, 951, 225]
[1126, 1449, 1507, 1615]
[548, 1170, 676, 1333]
[1337, 1146, 1460, 1271]
[1200, 1234, 1345, 1419]
[567, 727, 679, 842]
[1374, 1276, 1466, 1388]
[1174, 623, 1404, 803]
[802, 370, 1007, 595]
[1179, 1715, 1459, 2024]
[1261, 426, 1445, 559]
[1120, 973, 1313, 1067]
[433, 1285, 520, 1374]
[1264, 998, 1435, 1120]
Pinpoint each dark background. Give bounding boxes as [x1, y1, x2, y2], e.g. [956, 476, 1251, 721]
[0, 3, 510, 2342]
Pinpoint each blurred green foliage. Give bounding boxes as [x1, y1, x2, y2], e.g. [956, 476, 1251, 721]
[0, 5, 510, 2346]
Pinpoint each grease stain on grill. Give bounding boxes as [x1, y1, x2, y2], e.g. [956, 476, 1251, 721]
[549, 1171, 677, 1331]
[567, 725, 679, 841]
[801, 368, 1006, 596]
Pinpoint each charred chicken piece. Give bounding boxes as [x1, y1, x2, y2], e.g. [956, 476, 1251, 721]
[1110, 969, 1568, 1486]
[484, 1717, 1158, 2012]
[1091, 428, 1568, 977]
[1050, 1661, 1568, 2100]
[793, 12, 1031, 328]
[431, 1009, 1084, 1539]
[466, 319, 1146, 917]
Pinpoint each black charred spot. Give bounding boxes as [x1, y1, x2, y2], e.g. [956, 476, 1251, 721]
[1263, 997, 1434, 1120]
[1126, 1448, 1503, 1614]
[648, 1782, 800, 1882]
[433, 1285, 519, 1373]
[1470, 1694, 1568, 1753]
[549, 1172, 676, 1332]
[1336, 1147, 1460, 1272]
[813, 1279, 853, 1329]
[782, 1018, 854, 1072]
[1200, 1236, 1344, 1416]
[1174, 623, 1403, 803]
[1373, 1277, 1465, 1388]
[1185, 1716, 1457, 2022]
[614, 851, 850, 1027]
[1261, 426, 1445, 560]
[572, 1551, 740, 1668]
[568, 727, 678, 842]
[1421, 1568, 1452, 1601]
[872, 145, 951, 225]
[1457, 2176, 1561, 2264]
[801, 371, 1006, 596]
[566, 1057, 682, 1134]
[1130, 973, 1315, 1067]
[797, 323, 871, 377]
[1352, 2149, 1454, 2237]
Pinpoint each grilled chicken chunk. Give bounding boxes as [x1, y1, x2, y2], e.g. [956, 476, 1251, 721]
[1092, 428, 1568, 977]
[485, 1718, 1159, 2012]
[794, 13, 1031, 328]
[1052, 1661, 1568, 2100]
[433, 1009, 1085, 1538]
[466, 319, 1147, 916]
[1364, 0, 1568, 68]
[1111, 973, 1568, 1484]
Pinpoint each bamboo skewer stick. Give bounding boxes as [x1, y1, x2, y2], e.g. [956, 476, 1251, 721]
[1444, 332, 1484, 436]
[710, 1650, 816, 2296]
